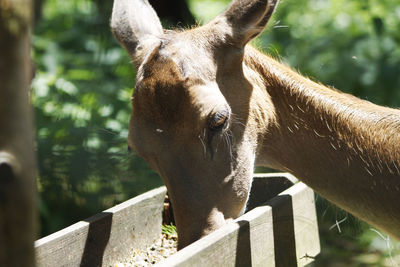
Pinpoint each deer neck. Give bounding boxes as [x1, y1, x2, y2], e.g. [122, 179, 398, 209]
[244, 47, 400, 238]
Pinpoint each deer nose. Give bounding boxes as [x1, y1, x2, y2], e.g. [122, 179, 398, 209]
[127, 145, 132, 153]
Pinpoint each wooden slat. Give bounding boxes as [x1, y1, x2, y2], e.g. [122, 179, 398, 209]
[158, 174, 319, 267]
[157, 205, 275, 267]
[35, 173, 320, 267]
[35, 186, 167, 267]
[271, 182, 320, 266]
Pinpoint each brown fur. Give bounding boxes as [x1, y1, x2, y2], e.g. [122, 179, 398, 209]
[112, 0, 400, 248]
[245, 47, 400, 236]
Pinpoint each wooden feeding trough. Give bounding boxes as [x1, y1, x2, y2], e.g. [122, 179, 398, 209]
[35, 173, 320, 266]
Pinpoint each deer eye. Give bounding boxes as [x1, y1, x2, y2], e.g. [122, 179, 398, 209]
[209, 110, 229, 131]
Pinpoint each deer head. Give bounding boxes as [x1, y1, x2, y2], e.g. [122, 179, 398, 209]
[111, 0, 279, 248]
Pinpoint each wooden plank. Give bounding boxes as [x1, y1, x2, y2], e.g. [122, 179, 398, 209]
[35, 186, 167, 267]
[158, 176, 320, 267]
[291, 183, 320, 266]
[157, 205, 275, 267]
[271, 182, 320, 266]
[35, 173, 319, 267]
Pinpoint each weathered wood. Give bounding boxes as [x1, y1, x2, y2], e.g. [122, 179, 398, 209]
[35, 186, 167, 267]
[271, 182, 320, 266]
[0, 0, 36, 265]
[157, 204, 276, 267]
[35, 173, 319, 266]
[158, 174, 320, 267]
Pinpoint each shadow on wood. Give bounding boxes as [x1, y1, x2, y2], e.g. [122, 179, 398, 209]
[271, 194, 297, 267]
[80, 212, 113, 267]
[234, 220, 252, 267]
[157, 174, 319, 266]
[35, 174, 319, 266]
[35, 187, 166, 267]
[246, 174, 296, 212]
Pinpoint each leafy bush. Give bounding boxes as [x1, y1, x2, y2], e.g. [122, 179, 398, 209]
[263, 0, 400, 108]
[32, 0, 161, 236]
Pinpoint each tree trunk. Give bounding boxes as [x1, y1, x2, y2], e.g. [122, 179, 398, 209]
[0, 0, 36, 266]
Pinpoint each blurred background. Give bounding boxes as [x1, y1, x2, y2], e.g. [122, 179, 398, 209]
[31, 0, 400, 265]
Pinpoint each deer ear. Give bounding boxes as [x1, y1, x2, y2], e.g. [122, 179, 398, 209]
[111, 0, 163, 62]
[217, 0, 279, 46]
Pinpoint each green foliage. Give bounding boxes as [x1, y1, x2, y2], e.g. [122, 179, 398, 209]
[314, 197, 400, 265]
[262, 0, 400, 106]
[187, 0, 230, 23]
[32, 0, 162, 236]
[162, 224, 178, 240]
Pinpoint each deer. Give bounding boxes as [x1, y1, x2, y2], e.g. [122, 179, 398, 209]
[111, 0, 400, 249]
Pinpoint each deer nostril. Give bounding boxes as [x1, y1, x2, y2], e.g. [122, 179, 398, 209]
[127, 145, 132, 153]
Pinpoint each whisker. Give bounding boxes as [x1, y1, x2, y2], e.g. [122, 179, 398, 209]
[230, 114, 246, 128]
[198, 130, 207, 158]
[223, 130, 236, 161]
